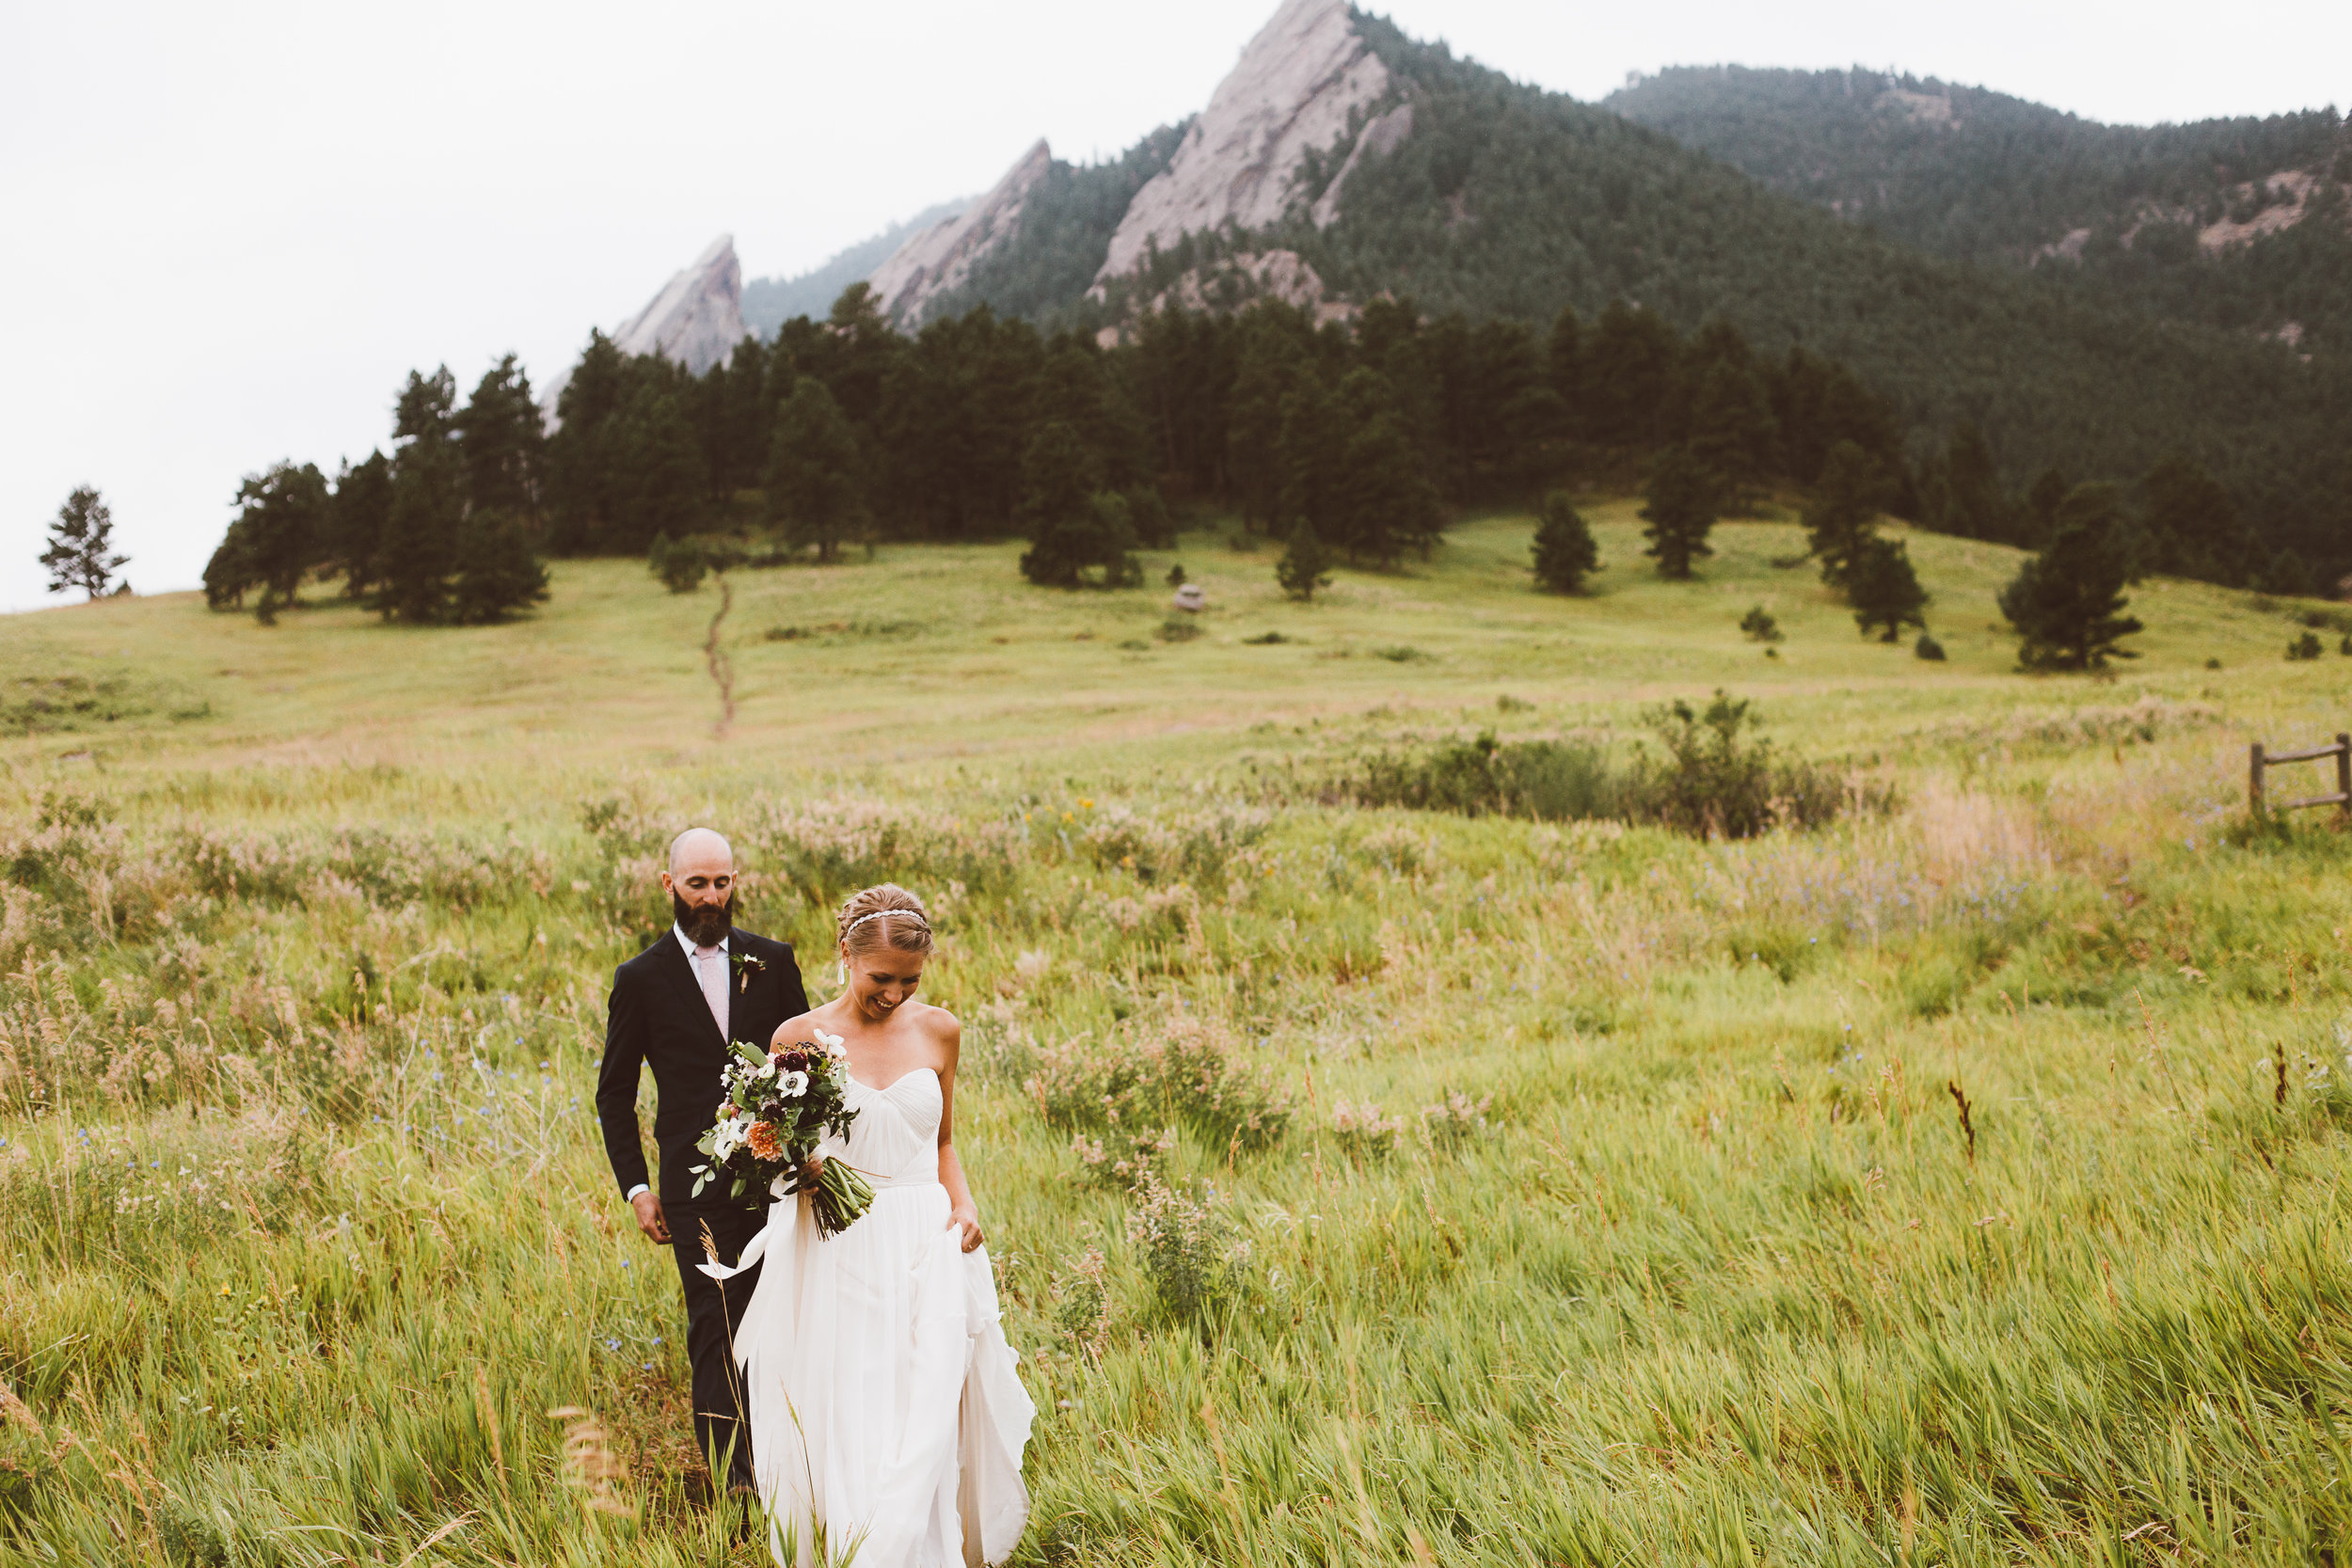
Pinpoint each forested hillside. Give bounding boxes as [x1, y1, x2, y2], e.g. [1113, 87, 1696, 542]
[884, 13, 2348, 579]
[1606, 66, 2352, 356]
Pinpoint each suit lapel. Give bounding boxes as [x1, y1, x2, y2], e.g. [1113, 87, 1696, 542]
[724, 928, 744, 1048]
[657, 935, 726, 1050]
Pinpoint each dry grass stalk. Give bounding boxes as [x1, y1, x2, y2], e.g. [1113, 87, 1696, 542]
[546, 1405, 635, 1518]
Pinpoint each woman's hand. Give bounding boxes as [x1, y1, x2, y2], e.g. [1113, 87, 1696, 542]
[947, 1203, 982, 1253]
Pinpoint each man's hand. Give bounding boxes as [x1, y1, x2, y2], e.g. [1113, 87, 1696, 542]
[631, 1190, 671, 1244]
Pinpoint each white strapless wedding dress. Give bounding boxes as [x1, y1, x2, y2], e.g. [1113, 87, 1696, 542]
[701, 1069, 1035, 1567]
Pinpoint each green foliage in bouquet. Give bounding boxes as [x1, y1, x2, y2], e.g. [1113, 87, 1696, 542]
[691, 1032, 876, 1237]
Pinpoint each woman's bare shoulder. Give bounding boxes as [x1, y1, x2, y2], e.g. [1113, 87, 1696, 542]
[913, 1003, 961, 1050]
[770, 1005, 837, 1046]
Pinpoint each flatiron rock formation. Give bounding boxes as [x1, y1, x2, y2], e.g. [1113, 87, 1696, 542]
[1096, 0, 1394, 280]
[866, 140, 1054, 324]
[611, 234, 746, 373]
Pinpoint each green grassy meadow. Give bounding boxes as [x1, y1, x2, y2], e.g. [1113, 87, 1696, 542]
[9, 506, 2352, 1564]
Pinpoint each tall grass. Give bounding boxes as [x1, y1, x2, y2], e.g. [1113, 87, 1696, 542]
[6, 742, 2352, 1562]
[8, 521, 2352, 1562]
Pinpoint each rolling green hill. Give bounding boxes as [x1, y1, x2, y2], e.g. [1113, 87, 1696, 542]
[12, 522, 2352, 1560]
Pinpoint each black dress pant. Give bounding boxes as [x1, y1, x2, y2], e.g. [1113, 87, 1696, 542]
[665, 1197, 768, 1492]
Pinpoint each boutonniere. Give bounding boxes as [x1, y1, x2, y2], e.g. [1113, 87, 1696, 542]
[733, 951, 767, 994]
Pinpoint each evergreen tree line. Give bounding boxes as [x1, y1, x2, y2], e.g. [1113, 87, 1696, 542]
[1916, 424, 2323, 594]
[204, 357, 549, 624]
[534, 283, 1910, 579]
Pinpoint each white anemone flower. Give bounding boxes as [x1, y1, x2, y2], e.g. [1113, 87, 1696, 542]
[816, 1029, 847, 1059]
[755, 1058, 777, 1079]
[779, 1069, 811, 1098]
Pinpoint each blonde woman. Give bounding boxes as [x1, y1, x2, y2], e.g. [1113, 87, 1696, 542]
[702, 883, 1031, 1568]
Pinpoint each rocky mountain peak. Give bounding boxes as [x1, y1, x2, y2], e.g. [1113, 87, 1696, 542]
[866, 140, 1055, 325]
[612, 234, 745, 373]
[1097, 0, 1396, 280]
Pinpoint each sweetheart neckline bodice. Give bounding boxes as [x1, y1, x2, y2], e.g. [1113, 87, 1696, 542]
[847, 1065, 941, 1096]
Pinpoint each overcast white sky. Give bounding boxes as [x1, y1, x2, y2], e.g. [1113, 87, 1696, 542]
[5, 0, 2344, 612]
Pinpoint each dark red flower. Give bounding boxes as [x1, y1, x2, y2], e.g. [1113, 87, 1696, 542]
[783, 1051, 808, 1072]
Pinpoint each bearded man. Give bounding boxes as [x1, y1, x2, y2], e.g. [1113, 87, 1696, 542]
[596, 827, 810, 1497]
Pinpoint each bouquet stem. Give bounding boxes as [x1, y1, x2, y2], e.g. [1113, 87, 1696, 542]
[808, 1159, 876, 1239]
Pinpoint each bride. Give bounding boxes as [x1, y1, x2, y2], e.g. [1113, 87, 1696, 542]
[700, 883, 1033, 1567]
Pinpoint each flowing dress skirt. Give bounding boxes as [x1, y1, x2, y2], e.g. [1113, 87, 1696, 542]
[706, 1069, 1032, 1568]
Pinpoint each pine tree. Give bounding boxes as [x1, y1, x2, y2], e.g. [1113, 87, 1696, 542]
[1334, 368, 1441, 564]
[766, 376, 867, 563]
[380, 432, 464, 624]
[1017, 423, 1136, 587]
[1640, 446, 1717, 579]
[1804, 440, 1882, 589]
[1276, 519, 1333, 601]
[2137, 454, 2244, 583]
[1530, 492, 1600, 594]
[1276, 375, 1345, 543]
[326, 451, 393, 599]
[1935, 424, 2011, 542]
[228, 462, 331, 624]
[2019, 467, 2069, 549]
[1846, 535, 1930, 641]
[1997, 483, 2145, 670]
[40, 487, 128, 600]
[448, 510, 550, 624]
[1545, 305, 1584, 443]
[1584, 301, 1682, 448]
[455, 356, 544, 519]
[1687, 359, 1778, 491]
[610, 378, 707, 552]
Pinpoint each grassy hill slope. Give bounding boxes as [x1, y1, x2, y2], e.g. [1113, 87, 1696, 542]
[9, 526, 2352, 1561]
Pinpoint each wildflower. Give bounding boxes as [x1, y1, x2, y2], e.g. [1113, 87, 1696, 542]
[744, 1122, 784, 1161]
[780, 1070, 811, 1098]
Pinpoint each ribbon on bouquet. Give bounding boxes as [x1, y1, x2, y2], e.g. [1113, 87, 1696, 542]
[694, 1159, 882, 1283]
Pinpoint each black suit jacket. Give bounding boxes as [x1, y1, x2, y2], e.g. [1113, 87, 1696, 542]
[597, 927, 812, 1204]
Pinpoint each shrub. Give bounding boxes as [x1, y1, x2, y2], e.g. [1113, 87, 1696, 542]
[1242, 631, 1290, 645]
[1154, 618, 1201, 643]
[1025, 1012, 1291, 1151]
[1419, 1092, 1494, 1151]
[1740, 606, 1783, 642]
[1331, 1099, 1403, 1162]
[1915, 633, 1947, 661]
[2289, 632, 2324, 661]
[1638, 689, 1851, 837]
[1126, 1176, 1249, 1329]
[1166, 562, 1186, 588]
[647, 532, 706, 594]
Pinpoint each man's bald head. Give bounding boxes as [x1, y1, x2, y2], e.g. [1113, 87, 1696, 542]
[667, 828, 734, 878]
[662, 829, 738, 943]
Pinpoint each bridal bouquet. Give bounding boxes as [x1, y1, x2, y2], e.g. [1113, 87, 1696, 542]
[690, 1029, 875, 1237]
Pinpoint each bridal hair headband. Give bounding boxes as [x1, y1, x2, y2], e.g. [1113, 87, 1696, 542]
[845, 909, 930, 935]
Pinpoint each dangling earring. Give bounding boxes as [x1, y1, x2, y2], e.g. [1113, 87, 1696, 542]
[836, 956, 847, 988]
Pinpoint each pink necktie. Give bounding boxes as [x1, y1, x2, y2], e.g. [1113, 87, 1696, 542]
[694, 946, 728, 1041]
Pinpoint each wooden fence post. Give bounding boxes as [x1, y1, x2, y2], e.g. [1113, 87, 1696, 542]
[2251, 742, 2266, 814]
[2337, 734, 2349, 817]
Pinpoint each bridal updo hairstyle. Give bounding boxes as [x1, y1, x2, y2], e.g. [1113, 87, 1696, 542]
[836, 883, 935, 958]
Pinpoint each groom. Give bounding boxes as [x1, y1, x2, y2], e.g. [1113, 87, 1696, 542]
[597, 827, 810, 1496]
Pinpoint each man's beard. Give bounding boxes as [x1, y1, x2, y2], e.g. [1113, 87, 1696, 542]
[673, 890, 735, 947]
